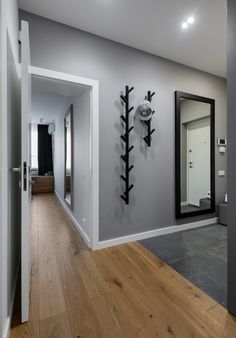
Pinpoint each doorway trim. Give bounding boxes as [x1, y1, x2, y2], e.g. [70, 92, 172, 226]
[30, 66, 99, 250]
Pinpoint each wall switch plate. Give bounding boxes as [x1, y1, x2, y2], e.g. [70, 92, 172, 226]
[82, 218, 86, 227]
[217, 138, 227, 146]
[83, 172, 86, 180]
[219, 146, 226, 153]
[218, 170, 225, 177]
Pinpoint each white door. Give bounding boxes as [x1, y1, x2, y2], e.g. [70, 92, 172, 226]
[187, 117, 210, 206]
[20, 20, 32, 323]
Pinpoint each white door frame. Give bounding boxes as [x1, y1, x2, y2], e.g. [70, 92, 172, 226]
[30, 66, 99, 250]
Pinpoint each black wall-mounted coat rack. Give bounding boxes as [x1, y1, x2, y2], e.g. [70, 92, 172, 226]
[120, 85, 134, 204]
[143, 90, 156, 147]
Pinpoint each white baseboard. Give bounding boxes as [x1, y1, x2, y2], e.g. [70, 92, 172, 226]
[3, 264, 20, 338]
[95, 217, 218, 250]
[54, 190, 217, 252]
[54, 191, 91, 248]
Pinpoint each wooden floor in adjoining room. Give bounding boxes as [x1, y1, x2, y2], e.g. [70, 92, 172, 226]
[10, 193, 236, 338]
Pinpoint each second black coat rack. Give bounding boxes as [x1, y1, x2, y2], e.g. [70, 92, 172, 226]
[120, 85, 134, 204]
[143, 90, 156, 147]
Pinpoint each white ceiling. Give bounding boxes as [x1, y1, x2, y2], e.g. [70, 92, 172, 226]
[19, 0, 227, 78]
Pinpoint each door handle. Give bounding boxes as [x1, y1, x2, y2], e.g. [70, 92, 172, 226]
[12, 167, 21, 173]
[23, 162, 27, 191]
[12, 167, 21, 189]
[12, 164, 28, 191]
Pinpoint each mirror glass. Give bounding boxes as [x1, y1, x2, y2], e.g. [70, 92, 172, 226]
[64, 105, 73, 208]
[175, 92, 215, 218]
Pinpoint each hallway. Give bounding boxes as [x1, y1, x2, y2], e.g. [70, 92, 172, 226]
[10, 194, 236, 338]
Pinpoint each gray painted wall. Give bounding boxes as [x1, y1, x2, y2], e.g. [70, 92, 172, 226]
[227, 0, 236, 316]
[19, 11, 227, 241]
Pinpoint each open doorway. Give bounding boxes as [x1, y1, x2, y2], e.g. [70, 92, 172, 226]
[30, 67, 99, 250]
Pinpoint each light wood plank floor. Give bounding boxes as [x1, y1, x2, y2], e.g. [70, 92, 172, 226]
[10, 193, 236, 338]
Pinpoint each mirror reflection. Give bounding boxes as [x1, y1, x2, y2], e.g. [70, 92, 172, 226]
[175, 91, 215, 218]
[64, 104, 73, 208]
[181, 99, 211, 213]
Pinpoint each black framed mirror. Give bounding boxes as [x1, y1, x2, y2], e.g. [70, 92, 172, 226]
[64, 104, 73, 209]
[175, 91, 215, 218]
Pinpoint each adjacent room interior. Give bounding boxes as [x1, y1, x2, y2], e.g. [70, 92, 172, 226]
[30, 74, 92, 242]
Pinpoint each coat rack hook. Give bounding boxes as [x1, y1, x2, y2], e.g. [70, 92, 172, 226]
[143, 90, 156, 147]
[120, 85, 135, 205]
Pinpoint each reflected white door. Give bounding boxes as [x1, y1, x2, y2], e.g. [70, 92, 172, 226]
[187, 117, 210, 206]
[20, 20, 32, 323]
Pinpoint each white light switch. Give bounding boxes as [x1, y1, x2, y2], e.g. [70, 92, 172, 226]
[219, 146, 226, 153]
[218, 170, 225, 177]
[83, 172, 86, 180]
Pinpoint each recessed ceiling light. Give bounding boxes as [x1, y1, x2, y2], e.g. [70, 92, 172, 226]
[187, 16, 195, 24]
[182, 22, 188, 29]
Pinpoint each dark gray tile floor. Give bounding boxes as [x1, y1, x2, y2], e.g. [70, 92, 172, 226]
[140, 224, 227, 307]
